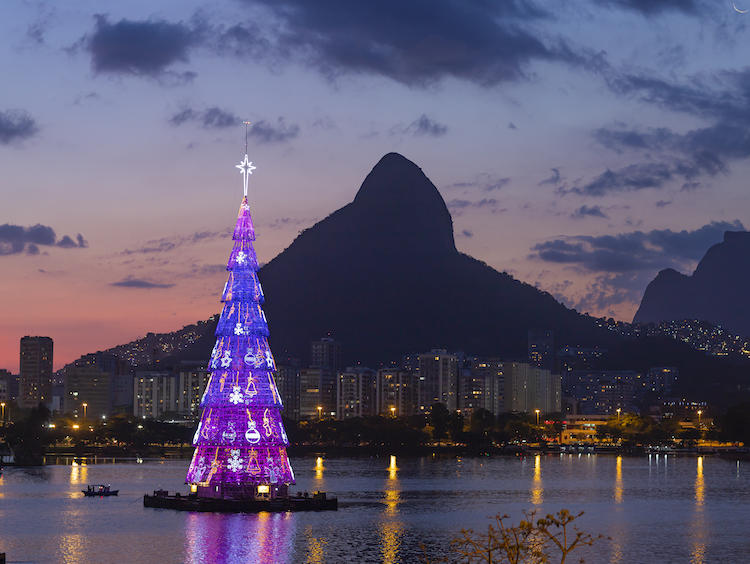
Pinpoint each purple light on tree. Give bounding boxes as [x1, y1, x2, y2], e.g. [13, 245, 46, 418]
[186, 156, 294, 498]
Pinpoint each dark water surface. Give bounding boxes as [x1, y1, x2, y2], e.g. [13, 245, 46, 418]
[0, 454, 747, 563]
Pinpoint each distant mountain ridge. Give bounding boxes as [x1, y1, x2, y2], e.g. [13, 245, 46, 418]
[634, 231, 750, 336]
[255, 152, 611, 364]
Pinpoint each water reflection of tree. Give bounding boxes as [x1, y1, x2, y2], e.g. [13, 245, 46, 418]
[184, 512, 296, 563]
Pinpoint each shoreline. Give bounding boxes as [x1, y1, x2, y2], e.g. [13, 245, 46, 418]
[2, 443, 746, 466]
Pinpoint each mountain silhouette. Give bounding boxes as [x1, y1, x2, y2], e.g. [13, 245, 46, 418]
[255, 152, 610, 364]
[634, 231, 750, 336]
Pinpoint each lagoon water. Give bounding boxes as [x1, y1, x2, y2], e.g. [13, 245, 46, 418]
[0, 454, 748, 563]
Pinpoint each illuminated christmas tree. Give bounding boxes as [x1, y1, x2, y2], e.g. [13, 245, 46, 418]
[186, 147, 294, 499]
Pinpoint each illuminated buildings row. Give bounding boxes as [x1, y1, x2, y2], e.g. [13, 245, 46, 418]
[132, 362, 210, 419]
[563, 367, 678, 415]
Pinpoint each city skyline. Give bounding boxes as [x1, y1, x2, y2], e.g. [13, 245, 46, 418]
[3, 1, 750, 371]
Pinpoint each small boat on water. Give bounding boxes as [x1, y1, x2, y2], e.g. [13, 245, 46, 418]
[82, 484, 119, 497]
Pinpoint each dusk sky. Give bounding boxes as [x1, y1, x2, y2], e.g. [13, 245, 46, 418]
[2, 0, 750, 371]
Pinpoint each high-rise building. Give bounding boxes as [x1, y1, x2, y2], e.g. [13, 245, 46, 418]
[275, 359, 301, 421]
[528, 329, 555, 371]
[134, 371, 177, 419]
[176, 361, 210, 417]
[299, 367, 336, 419]
[468, 358, 504, 415]
[503, 362, 561, 414]
[310, 337, 342, 372]
[647, 367, 678, 396]
[568, 370, 641, 415]
[0, 369, 12, 404]
[19, 336, 53, 408]
[336, 367, 376, 420]
[375, 368, 418, 417]
[0, 377, 7, 405]
[417, 350, 459, 411]
[64, 352, 132, 419]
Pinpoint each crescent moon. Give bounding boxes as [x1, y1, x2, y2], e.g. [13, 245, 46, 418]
[734, 2, 749, 13]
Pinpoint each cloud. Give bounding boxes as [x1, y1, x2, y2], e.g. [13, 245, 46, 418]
[460, 229, 474, 238]
[0, 110, 39, 144]
[248, 118, 300, 143]
[448, 174, 510, 192]
[111, 277, 175, 289]
[565, 156, 724, 196]
[571, 205, 607, 219]
[169, 106, 239, 129]
[121, 230, 230, 255]
[403, 114, 447, 137]
[0, 224, 86, 256]
[247, 0, 588, 87]
[539, 168, 562, 186]
[85, 15, 197, 78]
[655, 200, 672, 208]
[571, 271, 656, 314]
[530, 220, 745, 273]
[190, 264, 226, 276]
[508, 122, 517, 130]
[447, 198, 499, 210]
[584, 65, 750, 191]
[602, 0, 699, 14]
[56, 235, 78, 248]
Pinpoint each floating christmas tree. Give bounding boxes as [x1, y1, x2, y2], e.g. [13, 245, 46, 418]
[186, 140, 294, 499]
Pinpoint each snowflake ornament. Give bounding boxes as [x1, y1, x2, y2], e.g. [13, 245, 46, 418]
[234, 322, 245, 336]
[220, 350, 232, 368]
[227, 449, 243, 472]
[229, 386, 244, 405]
[236, 251, 247, 265]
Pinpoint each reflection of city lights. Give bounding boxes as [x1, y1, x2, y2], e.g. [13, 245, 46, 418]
[70, 459, 88, 486]
[315, 456, 324, 480]
[305, 525, 326, 564]
[388, 455, 398, 480]
[614, 456, 623, 503]
[691, 456, 707, 563]
[531, 454, 543, 505]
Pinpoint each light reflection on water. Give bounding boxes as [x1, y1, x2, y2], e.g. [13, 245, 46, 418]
[690, 456, 707, 564]
[531, 454, 543, 505]
[0, 455, 746, 563]
[614, 455, 623, 504]
[381, 455, 403, 564]
[184, 511, 296, 564]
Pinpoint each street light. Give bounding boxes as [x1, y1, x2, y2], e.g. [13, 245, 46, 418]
[317, 406, 322, 420]
[82, 402, 88, 421]
[535, 409, 541, 426]
[0, 402, 5, 422]
[697, 409, 702, 428]
[390, 406, 396, 418]
[616, 408, 621, 422]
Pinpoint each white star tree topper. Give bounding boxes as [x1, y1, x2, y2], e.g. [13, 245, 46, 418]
[236, 154, 256, 197]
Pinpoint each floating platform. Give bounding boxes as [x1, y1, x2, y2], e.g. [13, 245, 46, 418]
[143, 490, 338, 513]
